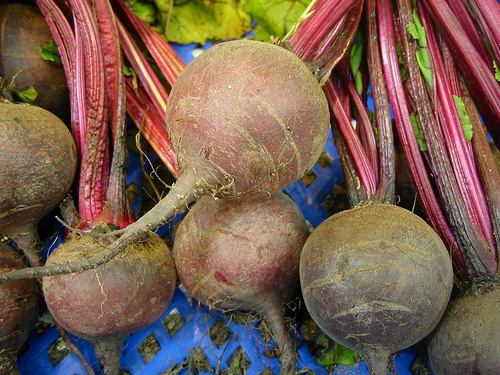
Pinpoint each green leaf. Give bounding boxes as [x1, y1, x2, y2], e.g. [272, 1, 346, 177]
[350, 32, 364, 95]
[334, 343, 358, 366]
[11, 86, 38, 104]
[407, 10, 432, 88]
[153, 0, 252, 44]
[453, 95, 473, 142]
[396, 44, 409, 82]
[129, 1, 158, 24]
[39, 39, 61, 65]
[494, 60, 500, 81]
[410, 112, 428, 151]
[415, 48, 432, 88]
[242, 0, 313, 42]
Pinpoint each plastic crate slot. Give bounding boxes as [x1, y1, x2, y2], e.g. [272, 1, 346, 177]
[46, 336, 70, 367]
[137, 334, 161, 364]
[162, 307, 186, 338]
[317, 151, 334, 169]
[300, 170, 317, 187]
[186, 346, 214, 373]
[208, 319, 232, 350]
[226, 346, 251, 373]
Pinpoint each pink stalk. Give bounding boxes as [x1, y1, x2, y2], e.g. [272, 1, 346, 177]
[338, 63, 380, 182]
[376, 0, 460, 265]
[324, 79, 378, 198]
[116, 18, 168, 117]
[93, 0, 135, 228]
[392, 0, 497, 275]
[70, 0, 111, 224]
[110, 0, 185, 86]
[466, 0, 500, 67]
[289, 0, 364, 84]
[116, 18, 180, 177]
[125, 80, 180, 178]
[419, 3, 495, 249]
[445, 0, 491, 66]
[93, 0, 125, 142]
[289, 0, 359, 59]
[422, 0, 500, 147]
[365, 0, 395, 202]
[35, 0, 82, 154]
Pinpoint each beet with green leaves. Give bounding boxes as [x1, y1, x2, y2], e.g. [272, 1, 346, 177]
[173, 191, 310, 374]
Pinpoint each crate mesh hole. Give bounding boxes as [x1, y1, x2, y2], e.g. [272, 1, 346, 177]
[188, 346, 214, 373]
[138, 334, 160, 364]
[162, 307, 185, 337]
[224, 347, 251, 373]
[300, 170, 317, 187]
[209, 319, 232, 349]
[46, 336, 70, 367]
[36, 311, 55, 336]
[317, 151, 333, 168]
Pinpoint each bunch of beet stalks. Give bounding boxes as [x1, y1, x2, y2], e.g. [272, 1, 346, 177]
[293, 0, 500, 373]
[0, 0, 500, 374]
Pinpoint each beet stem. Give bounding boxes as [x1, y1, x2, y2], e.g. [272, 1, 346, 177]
[365, 352, 390, 375]
[0, 168, 200, 282]
[260, 303, 298, 375]
[92, 336, 124, 375]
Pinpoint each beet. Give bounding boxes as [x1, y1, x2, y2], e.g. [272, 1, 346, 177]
[0, 2, 70, 123]
[173, 191, 310, 374]
[0, 98, 77, 266]
[427, 280, 500, 375]
[299, 203, 454, 375]
[0, 239, 40, 374]
[42, 230, 177, 374]
[106, 39, 329, 251]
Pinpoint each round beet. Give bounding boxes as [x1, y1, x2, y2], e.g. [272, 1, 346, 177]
[0, 240, 40, 374]
[0, 2, 70, 123]
[167, 39, 329, 195]
[428, 282, 500, 375]
[99, 39, 329, 256]
[174, 192, 310, 374]
[43, 232, 177, 374]
[0, 99, 77, 266]
[299, 203, 454, 374]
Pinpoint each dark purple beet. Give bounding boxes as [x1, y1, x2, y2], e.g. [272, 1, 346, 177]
[0, 240, 40, 374]
[173, 191, 310, 374]
[428, 282, 500, 375]
[0, 2, 70, 123]
[0, 99, 77, 267]
[299, 203, 454, 375]
[42, 231, 177, 374]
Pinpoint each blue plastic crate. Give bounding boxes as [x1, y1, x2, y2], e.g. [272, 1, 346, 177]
[15, 42, 427, 375]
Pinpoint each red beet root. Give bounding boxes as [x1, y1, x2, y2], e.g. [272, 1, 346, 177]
[42, 231, 177, 374]
[428, 280, 500, 375]
[106, 39, 329, 253]
[0, 240, 40, 374]
[173, 192, 310, 374]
